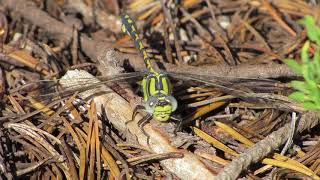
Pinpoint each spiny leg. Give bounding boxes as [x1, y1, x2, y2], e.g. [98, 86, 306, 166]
[171, 115, 183, 136]
[127, 105, 152, 145]
[137, 113, 152, 145]
[126, 104, 146, 126]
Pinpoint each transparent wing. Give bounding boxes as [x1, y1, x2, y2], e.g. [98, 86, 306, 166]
[12, 71, 146, 101]
[167, 71, 296, 111]
[167, 72, 278, 94]
[2, 71, 146, 121]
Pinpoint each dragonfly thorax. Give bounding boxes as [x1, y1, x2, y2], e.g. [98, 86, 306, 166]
[142, 72, 172, 100]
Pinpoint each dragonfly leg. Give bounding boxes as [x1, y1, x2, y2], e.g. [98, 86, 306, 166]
[126, 105, 152, 144]
[171, 115, 183, 136]
[126, 104, 146, 126]
[138, 114, 152, 145]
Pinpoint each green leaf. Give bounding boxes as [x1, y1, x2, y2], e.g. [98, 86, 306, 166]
[314, 48, 320, 81]
[302, 65, 312, 82]
[291, 80, 309, 93]
[289, 91, 305, 102]
[306, 81, 318, 102]
[303, 102, 320, 110]
[301, 41, 310, 64]
[284, 59, 302, 74]
[287, 15, 320, 110]
[300, 16, 320, 43]
[316, 28, 320, 45]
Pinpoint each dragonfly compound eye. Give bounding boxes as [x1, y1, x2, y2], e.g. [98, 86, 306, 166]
[165, 95, 178, 112]
[145, 96, 158, 113]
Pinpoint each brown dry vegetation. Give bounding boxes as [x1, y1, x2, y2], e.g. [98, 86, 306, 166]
[0, 0, 320, 179]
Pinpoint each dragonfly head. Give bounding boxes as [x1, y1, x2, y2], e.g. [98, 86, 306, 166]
[145, 95, 177, 122]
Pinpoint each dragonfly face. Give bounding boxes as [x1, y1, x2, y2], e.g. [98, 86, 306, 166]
[143, 73, 177, 121]
[145, 94, 178, 121]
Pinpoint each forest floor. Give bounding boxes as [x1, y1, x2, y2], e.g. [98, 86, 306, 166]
[0, 0, 319, 179]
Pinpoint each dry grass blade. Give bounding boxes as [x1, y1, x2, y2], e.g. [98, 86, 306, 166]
[60, 117, 86, 180]
[262, 158, 320, 179]
[101, 146, 121, 178]
[214, 121, 254, 147]
[93, 103, 102, 180]
[194, 150, 229, 166]
[192, 127, 239, 157]
[4, 122, 72, 179]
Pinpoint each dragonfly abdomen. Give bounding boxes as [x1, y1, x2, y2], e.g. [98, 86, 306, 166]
[121, 14, 155, 73]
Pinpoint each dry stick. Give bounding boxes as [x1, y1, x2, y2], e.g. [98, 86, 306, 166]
[216, 111, 320, 180]
[179, 7, 228, 65]
[161, 0, 183, 64]
[122, 52, 297, 79]
[204, 0, 236, 65]
[170, 0, 184, 64]
[262, 0, 297, 37]
[159, 10, 173, 63]
[160, 0, 174, 64]
[71, 27, 78, 65]
[65, 0, 121, 33]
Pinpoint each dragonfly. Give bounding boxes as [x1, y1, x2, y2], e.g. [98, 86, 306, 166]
[8, 14, 294, 136]
[121, 14, 178, 124]
[119, 14, 295, 126]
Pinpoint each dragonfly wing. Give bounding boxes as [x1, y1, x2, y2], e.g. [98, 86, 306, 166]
[50, 71, 146, 98]
[14, 71, 146, 101]
[167, 71, 296, 111]
[167, 72, 246, 95]
[167, 71, 285, 93]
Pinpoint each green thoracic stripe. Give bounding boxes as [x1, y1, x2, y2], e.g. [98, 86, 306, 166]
[142, 73, 171, 100]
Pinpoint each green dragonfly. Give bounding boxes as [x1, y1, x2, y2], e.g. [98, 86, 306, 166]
[118, 14, 293, 127]
[8, 14, 293, 134]
[121, 14, 178, 122]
